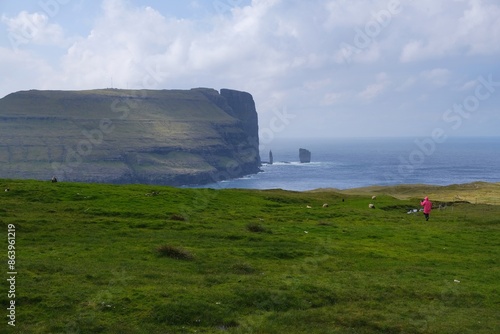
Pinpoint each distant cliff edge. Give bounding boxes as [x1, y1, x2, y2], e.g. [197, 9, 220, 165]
[0, 88, 261, 186]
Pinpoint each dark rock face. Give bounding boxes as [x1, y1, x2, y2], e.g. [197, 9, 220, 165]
[299, 148, 311, 163]
[220, 89, 259, 143]
[194, 88, 261, 178]
[0, 88, 261, 186]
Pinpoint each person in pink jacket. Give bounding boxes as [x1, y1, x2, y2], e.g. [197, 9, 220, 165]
[420, 196, 432, 221]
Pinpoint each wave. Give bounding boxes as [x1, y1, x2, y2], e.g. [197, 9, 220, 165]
[265, 161, 332, 167]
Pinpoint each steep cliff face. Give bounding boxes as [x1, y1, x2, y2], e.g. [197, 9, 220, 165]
[0, 88, 261, 186]
[220, 89, 259, 143]
[192, 88, 261, 177]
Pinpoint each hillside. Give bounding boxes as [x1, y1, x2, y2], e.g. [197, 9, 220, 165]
[1, 179, 498, 333]
[322, 181, 500, 205]
[0, 88, 261, 185]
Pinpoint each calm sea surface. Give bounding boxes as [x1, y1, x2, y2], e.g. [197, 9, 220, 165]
[194, 137, 500, 191]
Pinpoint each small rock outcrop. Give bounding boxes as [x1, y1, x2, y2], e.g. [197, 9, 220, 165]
[299, 148, 311, 163]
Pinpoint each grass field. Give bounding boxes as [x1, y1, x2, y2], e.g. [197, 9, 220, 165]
[1, 179, 499, 333]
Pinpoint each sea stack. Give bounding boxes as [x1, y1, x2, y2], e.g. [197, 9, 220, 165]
[269, 150, 273, 165]
[299, 148, 311, 163]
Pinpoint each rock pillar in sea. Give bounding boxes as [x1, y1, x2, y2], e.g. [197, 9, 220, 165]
[269, 150, 273, 164]
[299, 148, 311, 163]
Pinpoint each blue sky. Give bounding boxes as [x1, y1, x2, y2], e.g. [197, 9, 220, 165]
[1, 0, 499, 138]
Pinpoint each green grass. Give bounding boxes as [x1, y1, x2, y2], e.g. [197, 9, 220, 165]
[1, 179, 499, 333]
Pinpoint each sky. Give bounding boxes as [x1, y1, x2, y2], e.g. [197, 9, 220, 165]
[1, 0, 499, 139]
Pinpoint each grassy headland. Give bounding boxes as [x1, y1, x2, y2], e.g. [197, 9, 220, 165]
[1, 179, 499, 333]
[0, 88, 261, 185]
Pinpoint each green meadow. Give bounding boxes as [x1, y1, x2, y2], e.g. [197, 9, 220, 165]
[1, 179, 499, 333]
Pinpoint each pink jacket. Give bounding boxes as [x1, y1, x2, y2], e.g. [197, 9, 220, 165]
[420, 197, 432, 214]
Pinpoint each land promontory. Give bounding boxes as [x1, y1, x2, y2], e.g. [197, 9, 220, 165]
[0, 88, 261, 185]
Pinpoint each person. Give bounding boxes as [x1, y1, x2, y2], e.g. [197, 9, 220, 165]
[420, 196, 432, 221]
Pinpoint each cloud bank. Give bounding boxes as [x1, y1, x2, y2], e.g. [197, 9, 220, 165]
[1, 0, 499, 138]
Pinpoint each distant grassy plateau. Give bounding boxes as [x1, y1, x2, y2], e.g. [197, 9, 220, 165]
[1, 179, 499, 333]
[322, 181, 500, 205]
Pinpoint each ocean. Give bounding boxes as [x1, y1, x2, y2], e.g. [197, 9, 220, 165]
[194, 137, 500, 191]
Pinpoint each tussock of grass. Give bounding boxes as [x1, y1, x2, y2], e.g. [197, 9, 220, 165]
[169, 213, 186, 221]
[317, 221, 334, 226]
[156, 245, 194, 260]
[231, 262, 257, 275]
[246, 222, 269, 233]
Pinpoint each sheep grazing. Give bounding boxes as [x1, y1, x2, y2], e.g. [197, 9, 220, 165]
[369, 203, 375, 209]
[372, 196, 377, 200]
[51, 176, 58, 183]
[4, 188, 9, 192]
[322, 203, 329, 208]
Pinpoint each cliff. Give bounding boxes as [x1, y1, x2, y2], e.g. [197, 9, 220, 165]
[0, 88, 261, 186]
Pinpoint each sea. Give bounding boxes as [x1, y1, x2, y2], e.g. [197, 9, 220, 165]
[192, 137, 500, 191]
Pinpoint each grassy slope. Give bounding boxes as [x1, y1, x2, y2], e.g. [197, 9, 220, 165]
[330, 182, 500, 205]
[0, 179, 499, 333]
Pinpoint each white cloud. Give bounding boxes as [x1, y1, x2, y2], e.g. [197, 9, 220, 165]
[396, 76, 417, 92]
[458, 79, 478, 91]
[321, 91, 347, 106]
[400, 0, 500, 62]
[1, 11, 67, 48]
[358, 72, 390, 100]
[420, 68, 451, 87]
[324, 0, 397, 28]
[457, 0, 500, 55]
[56, 0, 196, 89]
[304, 79, 332, 91]
[1, 0, 500, 137]
[0, 46, 54, 92]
